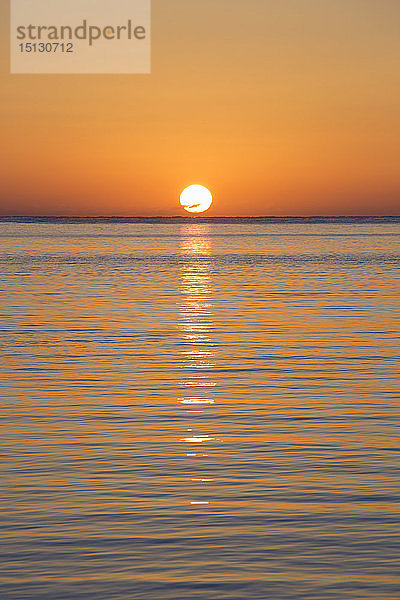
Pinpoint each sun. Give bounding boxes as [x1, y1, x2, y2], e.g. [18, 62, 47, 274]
[180, 185, 213, 214]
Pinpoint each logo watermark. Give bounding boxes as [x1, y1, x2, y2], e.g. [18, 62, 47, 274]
[11, 0, 151, 74]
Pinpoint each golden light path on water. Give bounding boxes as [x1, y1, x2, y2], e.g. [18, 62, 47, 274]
[178, 224, 218, 506]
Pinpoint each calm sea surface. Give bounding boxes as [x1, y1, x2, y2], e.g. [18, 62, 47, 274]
[0, 220, 399, 599]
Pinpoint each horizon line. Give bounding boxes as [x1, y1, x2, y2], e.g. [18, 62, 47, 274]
[1, 214, 400, 218]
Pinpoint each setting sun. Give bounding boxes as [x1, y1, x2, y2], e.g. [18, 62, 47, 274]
[180, 185, 213, 214]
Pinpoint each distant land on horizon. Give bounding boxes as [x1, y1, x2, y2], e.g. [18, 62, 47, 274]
[0, 216, 399, 224]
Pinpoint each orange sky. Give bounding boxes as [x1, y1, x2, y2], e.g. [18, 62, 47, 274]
[1, 0, 399, 215]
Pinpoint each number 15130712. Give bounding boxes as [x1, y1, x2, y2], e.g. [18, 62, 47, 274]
[18, 42, 73, 52]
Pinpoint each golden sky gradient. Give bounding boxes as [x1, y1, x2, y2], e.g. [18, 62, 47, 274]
[1, 0, 399, 215]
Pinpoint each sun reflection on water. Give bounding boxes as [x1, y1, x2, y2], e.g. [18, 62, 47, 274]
[179, 398, 215, 405]
[178, 224, 217, 506]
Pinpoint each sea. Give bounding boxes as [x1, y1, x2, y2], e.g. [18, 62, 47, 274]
[0, 217, 399, 600]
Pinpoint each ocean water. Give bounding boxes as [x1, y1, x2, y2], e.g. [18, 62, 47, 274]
[0, 219, 399, 600]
